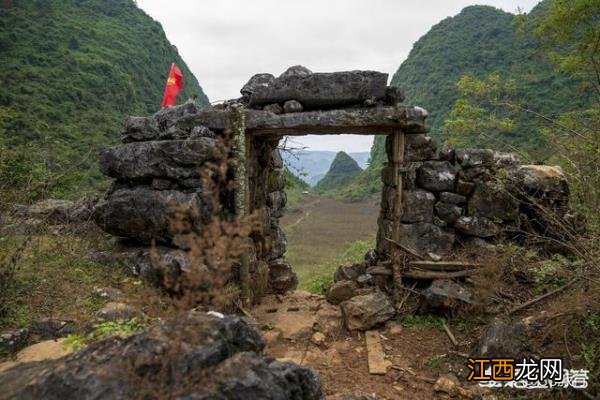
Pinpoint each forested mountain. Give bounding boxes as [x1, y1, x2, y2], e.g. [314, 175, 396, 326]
[282, 150, 370, 186]
[343, 1, 594, 201]
[0, 0, 208, 202]
[314, 151, 362, 193]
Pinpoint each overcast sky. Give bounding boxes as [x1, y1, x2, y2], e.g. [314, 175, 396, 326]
[137, 0, 540, 152]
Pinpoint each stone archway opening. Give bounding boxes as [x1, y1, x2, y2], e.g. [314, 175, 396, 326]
[93, 66, 574, 311]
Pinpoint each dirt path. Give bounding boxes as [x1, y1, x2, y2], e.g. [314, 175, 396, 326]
[252, 291, 477, 399]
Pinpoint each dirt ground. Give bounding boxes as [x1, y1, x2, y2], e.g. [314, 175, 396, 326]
[252, 291, 480, 400]
[281, 194, 379, 290]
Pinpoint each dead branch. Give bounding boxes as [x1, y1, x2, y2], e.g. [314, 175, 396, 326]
[384, 237, 424, 260]
[402, 269, 478, 280]
[408, 261, 483, 271]
[442, 323, 458, 347]
[508, 277, 579, 314]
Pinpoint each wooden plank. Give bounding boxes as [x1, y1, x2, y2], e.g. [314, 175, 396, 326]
[408, 261, 483, 271]
[391, 131, 404, 245]
[402, 269, 479, 279]
[365, 330, 390, 375]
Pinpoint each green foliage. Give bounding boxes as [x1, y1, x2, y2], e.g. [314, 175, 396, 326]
[0, 0, 208, 203]
[314, 151, 362, 193]
[303, 239, 373, 294]
[284, 167, 309, 190]
[64, 317, 146, 351]
[399, 314, 446, 331]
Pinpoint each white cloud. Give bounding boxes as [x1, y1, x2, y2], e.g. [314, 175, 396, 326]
[136, 0, 540, 151]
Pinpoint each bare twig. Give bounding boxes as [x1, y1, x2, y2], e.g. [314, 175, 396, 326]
[442, 323, 458, 347]
[508, 278, 579, 314]
[384, 237, 424, 260]
[403, 269, 478, 280]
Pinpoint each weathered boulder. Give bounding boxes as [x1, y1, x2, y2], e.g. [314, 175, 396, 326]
[30, 318, 76, 340]
[439, 192, 466, 205]
[340, 292, 395, 331]
[11, 199, 97, 225]
[423, 280, 474, 310]
[416, 161, 457, 192]
[249, 70, 388, 109]
[333, 262, 367, 282]
[477, 317, 529, 358]
[93, 188, 211, 245]
[404, 134, 437, 162]
[263, 103, 283, 114]
[326, 280, 358, 305]
[283, 99, 303, 113]
[456, 180, 475, 197]
[99, 139, 215, 181]
[468, 182, 519, 222]
[0, 313, 323, 400]
[509, 165, 569, 197]
[454, 216, 499, 238]
[269, 258, 298, 294]
[96, 302, 141, 322]
[384, 86, 405, 105]
[435, 202, 462, 225]
[493, 151, 521, 167]
[120, 246, 192, 284]
[121, 116, 160, 143]
[0, 329, 28, 355]
[401, 190, 435, 223]
[398, 223, 455, 257]
[279, 65, 313, 78]
[267, 191, 286, 218]
[456, 149, 494, 168]
[240, 73, 276, 98]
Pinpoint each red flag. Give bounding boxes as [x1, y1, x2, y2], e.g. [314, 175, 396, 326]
[161, 63, 184, 108]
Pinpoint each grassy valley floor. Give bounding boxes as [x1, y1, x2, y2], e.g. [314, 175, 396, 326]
[281, 193, 379, 293]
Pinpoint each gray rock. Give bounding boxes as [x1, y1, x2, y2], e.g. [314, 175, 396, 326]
[478, 317, 528, 358]
[0, 328, 28, 355]
[401, 190, 435, 223]
[121, 116, 160, 142]
[333, 263, 366, 282]
[185, 106, 428, 134]
[438, 143, 455, 162]
[383, 86, 405, 105]
[120, 246, 191, 285]
[30, 318, 76, 339]
[454, 216, 499, 238]
[417, 161, 457, 192]
[93, 188, 211, 245]
[493, 151, 521, 167]
[459, 165, 489, 182]
[13, 199, 73, 224]
[340, 292, 395, 331]
[508, 165, 568, 195]
[439, 192, 466, 205]
[283, 99, 303, 113]
[279, 65, 313, 78]
[456, 149, 494, 168]
[435, 202, 462, 224]
[464, 237, 497, 251]
[456, 180, 475, 196]
[404, 134, 437, 162]
[93, 287, 125, 301]
[327, 280, 358, 305]
[423, 280, 474, 310]
[268, 226, 287, 260]
[187, 125, 215, 140]
[399, 223, 455, 257]
[363, 249, 378, 266]
[468, 182, 519, 222]
[153, 101, 201, 134]
[267, 191, 286, 218]
[263, 103, 283, 114]
[249, 70, 388, 109]
[96, 302, 141, 321]
[356, 273, 375, 287]
[240, 73, 275, 98]
[99, 139, 215, 181]
[0, 313, 323, 400]
[268, 258, 298, 294]
[271, 149, 283, 169]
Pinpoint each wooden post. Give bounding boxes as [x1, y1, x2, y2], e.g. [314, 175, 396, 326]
[391, 130, 404, 244]
[230, 105, 251, 304]
[390, 130, 405, 310]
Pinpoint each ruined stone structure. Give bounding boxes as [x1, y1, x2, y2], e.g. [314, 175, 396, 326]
[93, 66, 574, 300]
